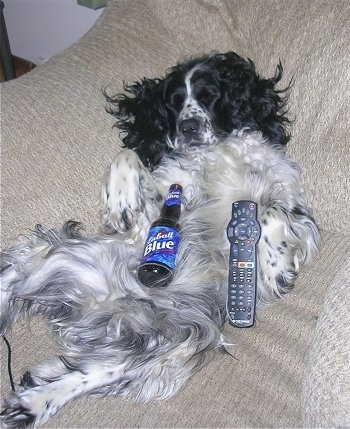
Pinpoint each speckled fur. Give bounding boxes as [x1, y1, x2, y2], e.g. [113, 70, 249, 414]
[0, 52, 320, 427]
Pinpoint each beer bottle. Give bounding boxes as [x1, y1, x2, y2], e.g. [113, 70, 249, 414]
[138, 184, 182, 287]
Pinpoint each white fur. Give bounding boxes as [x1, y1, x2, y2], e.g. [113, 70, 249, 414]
[0, 131, 320, 427]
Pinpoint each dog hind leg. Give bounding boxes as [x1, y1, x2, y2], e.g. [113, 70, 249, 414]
[0, 356, 127, 428]
[0, 225, 58, 335]
[258, 205, 320, 299]
[0, 222, 101, 336]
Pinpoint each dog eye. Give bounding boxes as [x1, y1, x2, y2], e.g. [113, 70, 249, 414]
[196, 86, 220, 105]
[172, 94, 184, 106]
[165, 92, 185, 113]
[169, 93, 184, 107]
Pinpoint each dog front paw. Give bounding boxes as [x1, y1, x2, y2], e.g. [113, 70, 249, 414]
[99, 149, 164, 242]
[100, 149, 145, 234]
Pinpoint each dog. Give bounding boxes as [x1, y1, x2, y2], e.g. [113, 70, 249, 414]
[0, 52, 320, 427]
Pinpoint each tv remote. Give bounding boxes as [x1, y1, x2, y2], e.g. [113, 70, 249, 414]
[226, 201, 261, 327]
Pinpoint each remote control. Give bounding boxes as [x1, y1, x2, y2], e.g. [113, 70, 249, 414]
[226, 201, 261, 327]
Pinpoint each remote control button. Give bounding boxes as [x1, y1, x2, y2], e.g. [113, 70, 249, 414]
[231, 245, 239, 258]
[234, 223, 252, 240]
[227, 227, 234, 238]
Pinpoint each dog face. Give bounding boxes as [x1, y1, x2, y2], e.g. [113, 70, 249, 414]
[105, 52, 291, 169]
[164, 64, 220, 151]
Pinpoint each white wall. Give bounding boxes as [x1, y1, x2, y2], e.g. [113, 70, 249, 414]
[3, 0, 104, 64]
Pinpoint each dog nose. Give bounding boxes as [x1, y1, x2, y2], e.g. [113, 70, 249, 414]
[179, 118, 200, 137]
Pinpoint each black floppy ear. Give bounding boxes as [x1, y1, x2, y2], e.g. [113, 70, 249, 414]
[217, 53, 291, 146]
[252, 62, 292, 146]
[104, 77, 170, 170]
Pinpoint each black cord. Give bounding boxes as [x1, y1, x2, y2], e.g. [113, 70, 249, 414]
[2, 335, 16, 392]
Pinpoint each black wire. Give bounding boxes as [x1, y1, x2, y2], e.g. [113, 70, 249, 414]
[2, 335, 15, 392]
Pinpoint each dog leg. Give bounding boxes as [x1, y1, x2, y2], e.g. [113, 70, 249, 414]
[0, 227, 55, 334]
[0, 263, 24, 335]
[258, 205, 320, 299]
[0, 222, 118, 336]
[1, 303, 226, 428]
[99, 149, 163, 241]
[0, 357, 126, 428]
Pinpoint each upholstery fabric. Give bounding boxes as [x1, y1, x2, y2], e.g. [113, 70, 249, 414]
[302, 256, 350, 427]
[1, 0, 349, 426]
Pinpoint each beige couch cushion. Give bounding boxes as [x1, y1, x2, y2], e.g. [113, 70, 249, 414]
[1, 0, 349, 427]
[302, 256, 350, 427]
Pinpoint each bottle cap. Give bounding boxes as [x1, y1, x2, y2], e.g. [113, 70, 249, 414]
[170, 184, 182, 191]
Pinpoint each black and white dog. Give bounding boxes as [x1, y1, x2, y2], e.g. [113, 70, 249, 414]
[1, 52, 320, 427]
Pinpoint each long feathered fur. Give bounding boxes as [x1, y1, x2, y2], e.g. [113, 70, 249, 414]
[0, 52, 320, 428]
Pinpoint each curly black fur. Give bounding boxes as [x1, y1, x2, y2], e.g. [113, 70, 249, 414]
[105, 51, 291, 170]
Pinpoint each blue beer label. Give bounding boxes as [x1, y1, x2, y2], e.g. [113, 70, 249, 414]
[141, 225, 180, 270]
[164, 188, 181, 207]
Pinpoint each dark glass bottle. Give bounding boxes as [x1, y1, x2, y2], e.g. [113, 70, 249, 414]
[138, 184, 182, 287]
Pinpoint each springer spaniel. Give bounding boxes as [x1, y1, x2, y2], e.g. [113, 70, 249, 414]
[0, 52, 320, 427]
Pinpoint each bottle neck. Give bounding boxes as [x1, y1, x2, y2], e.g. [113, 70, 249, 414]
[161, 184, 182, 223]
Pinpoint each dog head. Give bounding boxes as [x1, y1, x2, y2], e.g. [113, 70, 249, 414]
[105, 52, 291, 169]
